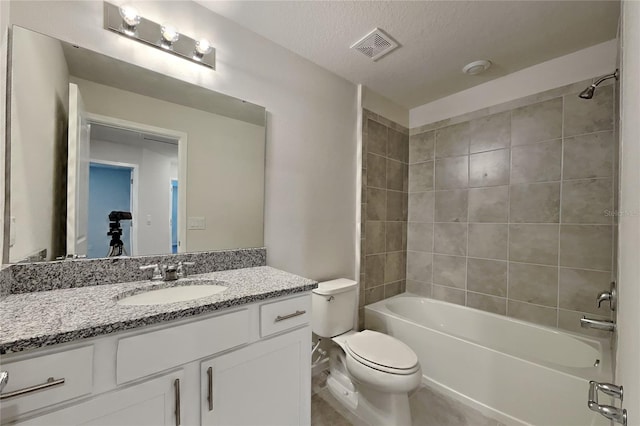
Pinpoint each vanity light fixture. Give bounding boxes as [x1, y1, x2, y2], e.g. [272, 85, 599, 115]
[194, 39, 213, 61]
[104, 2, 215, 69]
[160, 25, 180, 49]
[119, 5, 140, 36]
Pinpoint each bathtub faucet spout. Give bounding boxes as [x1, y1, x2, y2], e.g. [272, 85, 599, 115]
[580, 316, 616, 332]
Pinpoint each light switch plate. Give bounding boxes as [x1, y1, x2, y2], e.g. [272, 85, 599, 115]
[187, 216, 206, 230]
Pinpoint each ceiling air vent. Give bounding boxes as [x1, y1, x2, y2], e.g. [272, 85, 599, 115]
[350, 28, 399, 61]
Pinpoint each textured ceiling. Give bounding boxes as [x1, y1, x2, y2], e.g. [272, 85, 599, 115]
[196, 0, 620, 108]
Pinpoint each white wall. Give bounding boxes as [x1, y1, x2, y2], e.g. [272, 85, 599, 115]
[9, 27, 68, 262]
[72, 77, 265, 253]
[615, 0, 640, 419]
[411, 39, 618, 128]
[90, 139, 177, 256]
[6, 1, 357, 280]
[362, 87, 409, 127]
[0, 1, 10, 263]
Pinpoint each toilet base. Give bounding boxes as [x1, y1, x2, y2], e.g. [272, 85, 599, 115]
[326, 370, 413, 426]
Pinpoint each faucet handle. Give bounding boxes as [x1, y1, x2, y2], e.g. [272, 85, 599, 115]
[596, 282, 617, 311]
[177, 261, 195, 278]
[139, 264, 162, 280]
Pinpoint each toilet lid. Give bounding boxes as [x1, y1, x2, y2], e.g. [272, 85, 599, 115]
[345, 330, 418, 371]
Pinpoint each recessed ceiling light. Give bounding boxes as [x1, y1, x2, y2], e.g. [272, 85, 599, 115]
[462, 60, 492, 75]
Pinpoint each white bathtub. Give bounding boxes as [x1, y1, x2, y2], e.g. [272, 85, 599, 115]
[365, 295, 613, 426]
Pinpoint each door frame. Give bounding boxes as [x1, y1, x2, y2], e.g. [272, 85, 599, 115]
[89, 160, 138, 256]
[87, 113, 188, 253]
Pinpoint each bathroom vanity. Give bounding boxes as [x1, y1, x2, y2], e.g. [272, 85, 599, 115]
[0, 265, 316, 425]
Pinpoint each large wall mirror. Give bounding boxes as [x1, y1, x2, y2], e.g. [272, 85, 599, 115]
[6, 26, 266, 263]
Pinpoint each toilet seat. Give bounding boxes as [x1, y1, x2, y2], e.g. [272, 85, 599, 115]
[345, 330, 419, 375]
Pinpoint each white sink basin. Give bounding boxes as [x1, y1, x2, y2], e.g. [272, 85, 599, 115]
[117, 283, 227, 306]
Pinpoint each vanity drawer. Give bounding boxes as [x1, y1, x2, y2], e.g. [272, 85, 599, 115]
[0, 346, 93, 421]
[260, 295, 311, 337]
[116, 309, 250, 384]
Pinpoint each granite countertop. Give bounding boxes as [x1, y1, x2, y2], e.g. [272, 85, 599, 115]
[0, 266, 317, 354]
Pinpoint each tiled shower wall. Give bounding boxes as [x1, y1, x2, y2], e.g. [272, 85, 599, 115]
[359, 110, 409, 326]
[406, 78, 617, 337]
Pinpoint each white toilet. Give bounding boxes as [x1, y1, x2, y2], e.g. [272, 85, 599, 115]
[312, 279, 422, 426]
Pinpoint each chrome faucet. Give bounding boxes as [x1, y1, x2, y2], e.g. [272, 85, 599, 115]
[139, 261, 196, 281]
[580, 282, 617, 332]
[580, 317, 616, 331]
[596, 282, 617, 311]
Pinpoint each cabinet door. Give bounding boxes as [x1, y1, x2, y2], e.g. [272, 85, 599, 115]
[16, 370, 183, 426]
[201, 326, 311, 426]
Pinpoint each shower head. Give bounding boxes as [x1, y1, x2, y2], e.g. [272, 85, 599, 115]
[578, 69, 619, 100]
[579, 85, 597, 99]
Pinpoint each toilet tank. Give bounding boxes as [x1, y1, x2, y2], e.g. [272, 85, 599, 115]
[312, 279, 358, 337]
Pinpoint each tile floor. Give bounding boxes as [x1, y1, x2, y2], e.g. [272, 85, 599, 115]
[311, 371, 505, 426]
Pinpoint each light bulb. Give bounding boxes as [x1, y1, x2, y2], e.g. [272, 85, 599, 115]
[195, 39, 213, 55]
[119, 5, 140, 27]
[161, 25, 180, 46]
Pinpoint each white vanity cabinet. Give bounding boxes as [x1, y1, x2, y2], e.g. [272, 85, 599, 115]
[201, 327, 310, 426]
[2, 293, 312, 426]
[15, 370, 184, 426]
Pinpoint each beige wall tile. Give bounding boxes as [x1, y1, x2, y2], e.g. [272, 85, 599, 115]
[386, 191, 406, 221]
[384, 281, 404, 298]
[507, 300, 557, 327]
[385, 252, 405, 283]
[433, 254, 466, 289]
[511, 98, 562, 146]
[366, 187, 386, 220]
[510, 139, 562, 184]
[467, 292, 507, 315]
[467, 258, 507, 297]
[510, 182, 560, 223]
[386, 159, 404, 191]
[407, 251, 433, 282]
[409, 131, 435, 164]
[435, 189, 468, 222]
[386, 221, 404, 252]
[368, 119, 387, 156]
[365, 254, 385, 287]
[434, 223, 468, 256]
[406, 280, 431, 296]
[563, 132, 614, 179]
[468, 224, 508, 260]
[409, 161, 434, 192]
[435, 122, 469, 158]
[365, 285, 385, 305]
[367, 153, 386, 188]
[469, 149, 510, 188]
[508, 262, 558, 307]
[468, 186, 508, 223]
[509, 224, 559, 265]
[559, 268, 613, 315]
[365, 221, 385, 255]
[388, 128, 409, 162]
[407, 222, 433, 252]
[432, 285, 466, 306]
[408, 191, 435, 222]
[469, 111, 511, 154]
[561, 179, 613, 224]
[560, 225, 613, 270]
[435, 156, 469, 189]
[564, 86, 614, 137]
